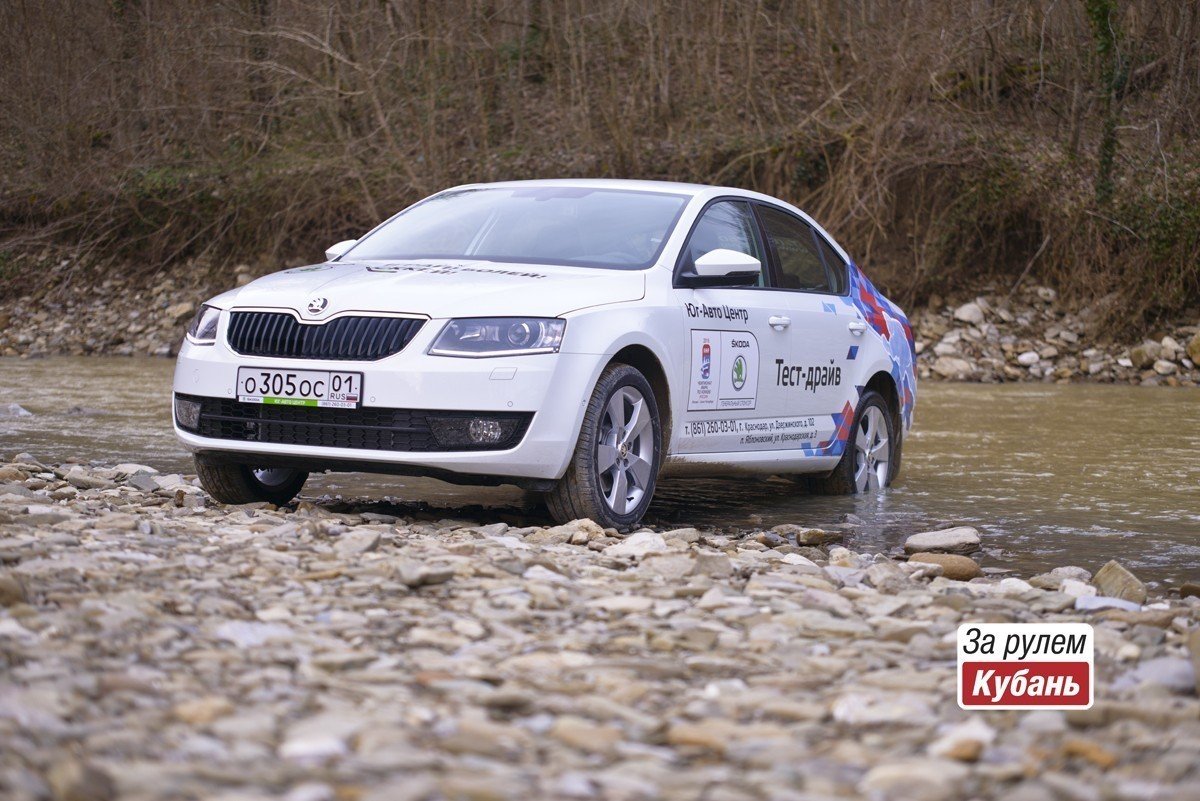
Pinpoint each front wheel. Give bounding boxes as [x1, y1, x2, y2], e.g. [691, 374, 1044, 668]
[808, 391, 896, 495]
[195, 454, 308, 506]
[545, 364, 661, 530]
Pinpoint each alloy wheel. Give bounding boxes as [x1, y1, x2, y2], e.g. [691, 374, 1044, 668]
[596, 386, 655, 515]
[853, 406, 890, 492]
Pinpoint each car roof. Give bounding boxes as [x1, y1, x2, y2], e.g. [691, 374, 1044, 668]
[444, 177, 766, 200]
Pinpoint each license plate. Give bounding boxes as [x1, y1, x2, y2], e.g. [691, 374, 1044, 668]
[236, 368, 363, 409]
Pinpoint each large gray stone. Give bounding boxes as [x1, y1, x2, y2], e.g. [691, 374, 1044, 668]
[904, 527, 981, 554]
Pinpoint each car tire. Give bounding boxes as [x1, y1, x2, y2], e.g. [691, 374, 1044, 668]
[807, 390, 896, 495]
[545, 363, 662, 530]
[194, 454, 308, 506]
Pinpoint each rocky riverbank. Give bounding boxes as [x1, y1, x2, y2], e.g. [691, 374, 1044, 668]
[911, 286, 1200, 387]
[2, 267, 1199, 386]
[2, 458, 1199, 801]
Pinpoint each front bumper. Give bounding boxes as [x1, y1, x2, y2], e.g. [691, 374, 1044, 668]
[172, 329, 602, 481]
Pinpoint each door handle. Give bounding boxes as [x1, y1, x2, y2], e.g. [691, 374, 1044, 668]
[848, 321, 867, 336]
[768, 315, 791, 330]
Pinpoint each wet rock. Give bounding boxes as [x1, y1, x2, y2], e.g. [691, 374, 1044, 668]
[772, 523, 841, 545]
[1092, 560, 1147, 605]
[1180, 582, 1200, 599]
[908, 552, 981, 581]
[0, 403, 33, 419]
[904, 526, 981, 554]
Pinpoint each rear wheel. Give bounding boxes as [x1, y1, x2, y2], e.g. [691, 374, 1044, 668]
[808, 390, 895, 495]
[545, 364, 661, 530]
[195, 454, 308, 505]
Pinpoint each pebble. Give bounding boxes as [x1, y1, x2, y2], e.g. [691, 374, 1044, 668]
[603, 529, 667, 558]
[908, 552, 981, 580]
[904, 526, 981, 554]
[0, 458, 1195, 801]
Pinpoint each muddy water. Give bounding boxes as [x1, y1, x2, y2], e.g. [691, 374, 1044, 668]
[2, 356, 1198, 584]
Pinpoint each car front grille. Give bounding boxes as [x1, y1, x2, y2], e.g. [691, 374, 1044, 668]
[226, 311, 424, 361]
[177, 394, 532, 453]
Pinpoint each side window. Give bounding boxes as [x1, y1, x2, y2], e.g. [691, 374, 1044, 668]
[814, 233, 848, 294]
[757, 205, 831, 292]
[680, 201, 765, 286]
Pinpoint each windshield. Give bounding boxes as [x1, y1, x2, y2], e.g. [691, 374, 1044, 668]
[344, 186, 690, 269]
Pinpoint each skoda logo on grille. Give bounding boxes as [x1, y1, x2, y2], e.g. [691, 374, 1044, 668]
[306, 297, 329, 315]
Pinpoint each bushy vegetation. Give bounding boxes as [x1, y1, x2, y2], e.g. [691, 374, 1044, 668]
[1, 0, 1197, 331]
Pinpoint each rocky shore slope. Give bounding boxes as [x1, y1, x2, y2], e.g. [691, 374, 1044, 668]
[2, 269, 1198, 385]
[2, 458, 1198, 800]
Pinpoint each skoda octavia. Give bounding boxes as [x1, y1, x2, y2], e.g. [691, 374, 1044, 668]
[174, 180, 916, 529]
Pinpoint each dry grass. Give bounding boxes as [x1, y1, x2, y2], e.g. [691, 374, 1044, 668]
[1, 0, 1197, 331]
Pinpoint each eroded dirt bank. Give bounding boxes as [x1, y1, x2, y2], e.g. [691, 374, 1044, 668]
[1, 458, 1198, 801]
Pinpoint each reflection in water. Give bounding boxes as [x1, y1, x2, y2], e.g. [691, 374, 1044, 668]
[2, 357, 1198, 583]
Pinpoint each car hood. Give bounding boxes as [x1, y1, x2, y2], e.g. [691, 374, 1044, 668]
[216, 260, 646, 319]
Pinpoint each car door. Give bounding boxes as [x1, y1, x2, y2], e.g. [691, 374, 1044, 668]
[672, 199, 804, 455]
[753, 202, 858, 448]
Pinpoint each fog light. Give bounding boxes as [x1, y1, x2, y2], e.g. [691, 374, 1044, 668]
[428, 414, 525, 449]
[174, 395, 201, 431]
[468, 418, 504, 444]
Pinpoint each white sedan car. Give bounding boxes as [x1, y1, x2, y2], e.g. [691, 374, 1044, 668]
[174, 179, 916, 529]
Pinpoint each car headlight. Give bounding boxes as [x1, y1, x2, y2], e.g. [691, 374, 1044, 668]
[185, 305, 221, 344]
[429, 318, 565, 357]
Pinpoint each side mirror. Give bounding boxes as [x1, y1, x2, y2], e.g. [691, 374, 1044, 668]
[679, 248, 761, 287]
[325, 239, 357, 261]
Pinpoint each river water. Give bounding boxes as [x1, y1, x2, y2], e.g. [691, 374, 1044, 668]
[2, 357, 1198, 585]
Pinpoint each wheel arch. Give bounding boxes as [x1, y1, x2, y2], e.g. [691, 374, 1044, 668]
[864, 370, 899, 432]
[609, 344, 672, 443]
